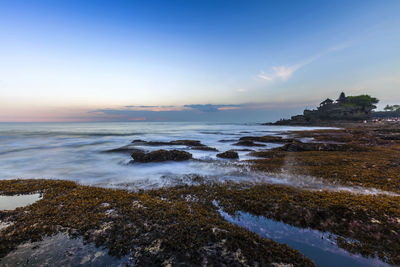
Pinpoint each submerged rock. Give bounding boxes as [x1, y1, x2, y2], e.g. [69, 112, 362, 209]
[131, 150, 192, 163]
[130, 139, 217, 150]
[131, 139, 202, 146]
[169, 140, 202, 146]
[278, 141, 369, 152]
[233, 140, 266, 147]
[216, 150, 239, 159]
[103, 146, 144, 154]
[239, 135, 287, 143]
[190, 146, 218, 151]
[218, 139, 236, 143]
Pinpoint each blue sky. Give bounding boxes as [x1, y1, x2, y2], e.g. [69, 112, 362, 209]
[0, 0, 399, 122]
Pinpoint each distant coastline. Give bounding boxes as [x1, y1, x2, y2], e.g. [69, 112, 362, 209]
[266, 92, 400, 126]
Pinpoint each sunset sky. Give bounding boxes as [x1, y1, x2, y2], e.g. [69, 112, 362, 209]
[1, 0, 399, 122]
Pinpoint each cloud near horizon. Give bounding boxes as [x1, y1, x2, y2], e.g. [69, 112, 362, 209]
[120, 104, 243, 113]
[184, 104, 241, 112]
[89, 101, 314, 123]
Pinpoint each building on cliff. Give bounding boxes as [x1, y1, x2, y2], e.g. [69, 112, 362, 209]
[274, 92, 379, 124]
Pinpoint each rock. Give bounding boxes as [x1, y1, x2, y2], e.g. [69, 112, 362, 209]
[169, 140, 203, 146]
[132, 139, 146, 143]
[131, 150, 192, 163]
[239, 135, 296, 143]
[131, 140, 168, 146]
[218, 139, 236, 143]
[190, 146, 218, 151]
[216, 151, 239, 159]
[131, 139, 206, 147]
[104, 146, 144, 154]
[278, 141, 369, 152]
[233, 140, 266, 147]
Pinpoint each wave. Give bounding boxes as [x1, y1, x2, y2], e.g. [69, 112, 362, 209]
[0, 131, 147, 137]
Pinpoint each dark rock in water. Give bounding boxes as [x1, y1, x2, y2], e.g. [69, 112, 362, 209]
[131, 139, 146, 143]
[131, 150, 192, 162]
[103, 146, 144, 154]
[239, 136, 293, 143]
[190, 146, 218, 151]
[278, 141, 369, 152]
[131, 140, 165, 145]
[131, 139, 206, 147]
[169, 140, 202, 146]
[233, 140, 266, 147]
[218, 139, 236, 143]
[216, 150, 239, 159]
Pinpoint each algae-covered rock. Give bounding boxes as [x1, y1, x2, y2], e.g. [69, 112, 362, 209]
[0, 179, 315, 266]
[103, 146, 144, 154]
[190, 146, 218, 151]
[131, 150, 192, 162]
[217, 150, 239, 159]
[239, 135, 293, 143]
[233, 140, 266, 147]
[131, 139, 203, 147]
[278, 141, 369, 152]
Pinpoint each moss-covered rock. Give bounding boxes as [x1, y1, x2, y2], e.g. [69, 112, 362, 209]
[131, 150, 192, 162]
[216, 150, 239, 159]
[233, 140, 266, 147]
[0, 180, 314, 266]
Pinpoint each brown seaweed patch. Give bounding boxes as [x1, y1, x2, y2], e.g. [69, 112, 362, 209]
[151, 182, 400, 265]
[0, 179, 313, 266]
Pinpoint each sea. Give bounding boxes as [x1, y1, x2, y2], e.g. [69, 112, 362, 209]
[0, 122, 327, 190]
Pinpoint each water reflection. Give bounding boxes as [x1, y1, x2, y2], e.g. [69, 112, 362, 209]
[219, 209, 392, 267]
[0, 194, 42, 210]
[0, 233, 131, 267]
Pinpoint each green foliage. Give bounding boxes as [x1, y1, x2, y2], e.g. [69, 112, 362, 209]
[384, 104, 400, 112]
[384, 105, 394, 111]
[345, 95, 379, 110]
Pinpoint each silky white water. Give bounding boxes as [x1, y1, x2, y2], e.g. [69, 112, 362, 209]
[0, 122, 340, 191]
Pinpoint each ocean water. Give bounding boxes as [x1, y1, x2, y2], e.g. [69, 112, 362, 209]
[0, 122, 326, 190]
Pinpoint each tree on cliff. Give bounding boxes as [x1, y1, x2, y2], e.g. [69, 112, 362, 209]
[345, 95, 379, 111]
[384, 104, 400, 112]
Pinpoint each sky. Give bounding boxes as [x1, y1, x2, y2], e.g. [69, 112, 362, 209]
[0, 0, 399, 122]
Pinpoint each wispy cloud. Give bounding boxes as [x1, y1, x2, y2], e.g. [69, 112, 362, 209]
[123, 105, 183, 112]
[236, 88, 248, 93]
[88, 100, 314, 122]
[184, 104, 241, 112]
[258, 43, 352, 82]
[259, 65, 302, 81]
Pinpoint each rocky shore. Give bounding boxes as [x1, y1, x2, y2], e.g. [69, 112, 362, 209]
[1, 123, 400, 266]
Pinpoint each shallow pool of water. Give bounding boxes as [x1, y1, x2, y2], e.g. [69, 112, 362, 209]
[0, 193, 42, 210]
[0, 233, 132, 267]
[219, 209, 392, 267]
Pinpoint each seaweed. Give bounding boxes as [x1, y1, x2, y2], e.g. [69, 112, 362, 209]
[0, 179, 313, 266]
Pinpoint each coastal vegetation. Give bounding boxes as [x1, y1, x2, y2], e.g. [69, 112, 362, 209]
[384, 105, 400, 112]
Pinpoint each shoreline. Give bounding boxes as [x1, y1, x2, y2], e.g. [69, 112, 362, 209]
[1, 123, 400, 266]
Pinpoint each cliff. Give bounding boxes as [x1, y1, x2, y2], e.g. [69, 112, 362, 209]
[271, 93, 379, 125]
